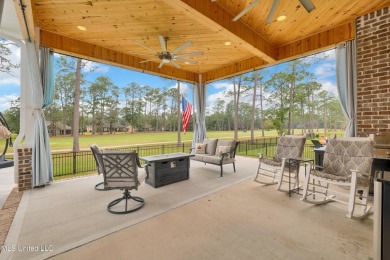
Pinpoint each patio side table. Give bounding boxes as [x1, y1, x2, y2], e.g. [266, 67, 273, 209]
[288, 157, 314, 197]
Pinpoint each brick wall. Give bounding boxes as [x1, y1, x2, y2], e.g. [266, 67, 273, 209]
[356, 6, 390, 133]
[18, 148, 32, 192]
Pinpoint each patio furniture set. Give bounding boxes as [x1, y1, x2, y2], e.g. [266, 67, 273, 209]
[254, 134, 374, 220]
[90, 135, 374, 219]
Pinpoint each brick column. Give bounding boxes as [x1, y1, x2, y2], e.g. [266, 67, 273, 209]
[18, 148, 32, 192]
[356, 7, 390, 133]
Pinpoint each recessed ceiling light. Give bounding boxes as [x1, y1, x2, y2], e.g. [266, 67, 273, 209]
[224, 41, 231, 46]
[277, 15, 287, 21]
[77, 26, 87, 31]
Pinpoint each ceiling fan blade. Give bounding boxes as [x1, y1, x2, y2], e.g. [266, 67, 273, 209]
[299, 0, 315, 13]
[174, 58, 197, 64]
[232, 0, 260, 22]
[170, 60, 181, 69]
[265, 0, 280, 25]
[139, 58, 159, 63]
[131, 40, 159, 54]
[174, 51, 204, 58]
[158, 35, 167, 52]
[158, 60, 165, 68]
[171, 41, 192, 55]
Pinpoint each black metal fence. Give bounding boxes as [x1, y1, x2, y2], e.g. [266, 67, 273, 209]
[50, 138, 317, 178]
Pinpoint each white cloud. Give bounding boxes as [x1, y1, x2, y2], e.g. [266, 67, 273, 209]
[82, 60, 109, 73]
[169, 82, 192, 96]
[319, 80, 338, 97]
[0, 94, 19, 111]
[0, 76, 20, 85]
[315, 62, 335, 80]
[211, 82, 231, 90]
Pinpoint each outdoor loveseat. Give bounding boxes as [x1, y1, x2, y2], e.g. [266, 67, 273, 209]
[190, 138, 240, 177]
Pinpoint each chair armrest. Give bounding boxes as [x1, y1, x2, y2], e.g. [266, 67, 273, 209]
[313, 165, 324, 171]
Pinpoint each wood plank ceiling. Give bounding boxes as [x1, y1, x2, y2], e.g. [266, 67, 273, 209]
[17, 0, 390, 83]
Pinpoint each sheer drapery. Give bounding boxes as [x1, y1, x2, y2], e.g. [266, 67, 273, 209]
[40, 47, 55, 108]
[336, 40, 357, 137]
[192, 81, 207, 149]
[26, 42, 54, 187]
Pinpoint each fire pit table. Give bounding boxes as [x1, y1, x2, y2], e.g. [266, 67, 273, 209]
[140, 153, 195, 188]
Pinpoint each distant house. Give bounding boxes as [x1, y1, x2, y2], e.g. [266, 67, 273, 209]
[86, 123, 127, 133]
[46, 121, 72, 136]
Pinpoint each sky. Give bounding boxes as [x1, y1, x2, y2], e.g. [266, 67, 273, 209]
[0, 38, 337, 113]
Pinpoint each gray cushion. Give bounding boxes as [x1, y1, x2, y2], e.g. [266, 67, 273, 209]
[322, 137, 373, 185]
[274, 135, 306, 162]
[202, 155, 235, 165]
[191, 154, 205, 161]
[203, 138, 218, 155]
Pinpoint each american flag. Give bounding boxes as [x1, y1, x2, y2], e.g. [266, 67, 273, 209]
[181, 95, 192, 134]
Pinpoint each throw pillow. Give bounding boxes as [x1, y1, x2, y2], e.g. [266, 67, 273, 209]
[195, 143, 206, 154]
[217, 145, 231, 156]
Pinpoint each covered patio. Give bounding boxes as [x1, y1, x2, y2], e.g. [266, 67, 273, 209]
[1, 157, 373, 259]
[0, 0, 389, 259]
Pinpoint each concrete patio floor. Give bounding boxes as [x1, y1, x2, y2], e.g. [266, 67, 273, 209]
[0, 156, 374, 260]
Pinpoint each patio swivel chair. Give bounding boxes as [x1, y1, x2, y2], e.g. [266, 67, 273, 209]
[90, 144, 106, 191]
[254, 135, 306, 192]
[95, 149, 146, 214]
[301, 136, 374, 219]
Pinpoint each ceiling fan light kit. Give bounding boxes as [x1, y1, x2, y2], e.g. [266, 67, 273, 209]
[132, 35, 203, 69]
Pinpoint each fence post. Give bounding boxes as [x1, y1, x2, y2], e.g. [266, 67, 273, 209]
[162, 144, 165, 154]
[246, 141, 248, 155]
[266, 143, 268, 155]
[182, 143, 184, 152]
[73, 151, 76, 175]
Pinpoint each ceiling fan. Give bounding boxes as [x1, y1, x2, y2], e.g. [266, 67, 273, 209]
[232, 0, 316, 24]
[131, 36, 203, 69]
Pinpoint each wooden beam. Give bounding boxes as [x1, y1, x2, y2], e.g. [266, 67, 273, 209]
[204, 56, 267, 83]
[275, 21, 355, 61]
[39, 30, 198, 83]
[160, 0, 276, 63]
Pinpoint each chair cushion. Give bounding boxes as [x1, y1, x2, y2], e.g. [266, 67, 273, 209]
[311, 169, 371, 186]
[217, 145, 231, 155]
[216, 140, 236, 156]
[259, 157, 282, 167]
[274, 135, 306, 162]
[195, 143, 207, 154]
[323, 137, 373, 182]
[203, 138, 218, 155]
[202, 155, 235, 165]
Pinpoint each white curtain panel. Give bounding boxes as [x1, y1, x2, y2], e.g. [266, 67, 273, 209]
[336, 40, 357, 137]
[192, 82, 207, 149]
[25, 42, 53, 187]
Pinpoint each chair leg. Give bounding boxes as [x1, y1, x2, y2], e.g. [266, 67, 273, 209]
[233, 162, 236, 172]
[254, 162, 279, 185]
[347, 172, 358, 218]
[95, 181, 105, 191]
[300, 169, 311, 202]
[220, 165, 223, 177]
[107, 189, 145, 214]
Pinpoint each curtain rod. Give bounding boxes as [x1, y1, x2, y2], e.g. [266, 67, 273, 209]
[19, 0, 31, 42]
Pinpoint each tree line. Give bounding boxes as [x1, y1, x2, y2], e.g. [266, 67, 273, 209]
[1, 51, 345, 148]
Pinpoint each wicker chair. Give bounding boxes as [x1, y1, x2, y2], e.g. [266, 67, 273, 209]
[301, 136, 374, 219]
[94, 149, 146, 214]
[254, 135, 306, 192]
